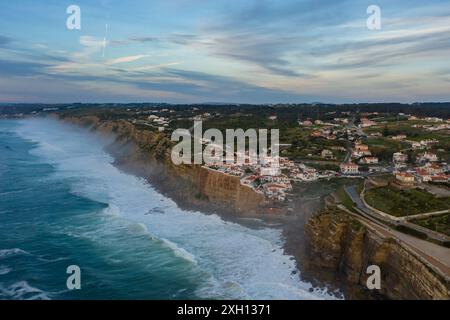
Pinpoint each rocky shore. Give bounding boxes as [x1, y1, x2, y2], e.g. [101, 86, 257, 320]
[56, 114, 449, 300]
[305, 207, 450, 299]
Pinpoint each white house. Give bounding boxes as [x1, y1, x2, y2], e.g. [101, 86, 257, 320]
[340, 162, 359, 175]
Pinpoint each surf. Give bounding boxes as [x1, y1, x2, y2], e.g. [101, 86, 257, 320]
[8, 118, 336, 300]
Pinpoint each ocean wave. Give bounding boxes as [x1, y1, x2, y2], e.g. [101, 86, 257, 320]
[0, 265, 12, 275]
[0, 188, 33, 196]
[102, 204, 121, 217]
[0, 248, 30, 259]
[160, 238, 198, 265]
[0, 281, 50, 300]
[11, 118, 338, 300]
[126, 222, 156, 240]
[37, 256, 69, 263]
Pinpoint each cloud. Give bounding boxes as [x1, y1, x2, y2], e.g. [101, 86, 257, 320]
[110, 36, 159, 46]
[105, 54, 149, 65]
[129, 36, 159, 43]
[0, 59, 50, 77]
[1, 0, 450, 103]
[74, 36, 105, 59]
[204, 33, 310, 77]
[0, 35, 13, 47]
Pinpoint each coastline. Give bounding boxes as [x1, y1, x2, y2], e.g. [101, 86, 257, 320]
[54, 114, 354, 297]
[54, 114, 450, 299]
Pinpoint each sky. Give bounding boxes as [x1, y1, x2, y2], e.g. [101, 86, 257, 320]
[0, 0, 449, 104]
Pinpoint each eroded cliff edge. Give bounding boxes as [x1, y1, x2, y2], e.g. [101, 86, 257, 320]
[59, 116, 267, 216]
[57, 115, 450, 300]
[304, 207, 450, 299]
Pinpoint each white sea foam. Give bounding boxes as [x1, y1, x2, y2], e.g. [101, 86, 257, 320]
[0, 281, 50, 300]
[160, 238, 198, 265]
[15, 118, 339, 300]
[0, 265, 12, 275]
[0, 248, 30, 259]
[103, 204, 121, 217]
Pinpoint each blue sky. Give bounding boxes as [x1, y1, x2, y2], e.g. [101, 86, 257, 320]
[1, 0, 449, 103]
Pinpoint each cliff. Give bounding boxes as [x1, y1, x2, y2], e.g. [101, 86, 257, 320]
[59, 115, 267, 216]
[304, 207, 450, 299]
[57, 114, 450, 300]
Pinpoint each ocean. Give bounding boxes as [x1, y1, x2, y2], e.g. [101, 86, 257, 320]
[0, 118, 334, 300]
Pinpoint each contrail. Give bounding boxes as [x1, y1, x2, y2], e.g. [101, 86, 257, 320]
[102, 23, 108, 58]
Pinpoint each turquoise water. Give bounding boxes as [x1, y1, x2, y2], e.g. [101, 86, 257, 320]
[0, 118, 334, 300]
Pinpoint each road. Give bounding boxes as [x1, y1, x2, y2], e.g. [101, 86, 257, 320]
[346, 185, 450, 242]
[344, 186, 450, 278]
[339, 204, 450, 277]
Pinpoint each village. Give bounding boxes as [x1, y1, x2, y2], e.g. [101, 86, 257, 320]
[200, 112, 449, 203]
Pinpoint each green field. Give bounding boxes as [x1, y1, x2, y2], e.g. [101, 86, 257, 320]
[364, 137, 409, 162]
[363, 120, 450, 162]
[412, 213, 450, 236]
[336, 186, 356, 212]
[365, 186, 450, 217]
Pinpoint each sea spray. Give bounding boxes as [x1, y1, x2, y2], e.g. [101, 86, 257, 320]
[0, 118, 337, 300]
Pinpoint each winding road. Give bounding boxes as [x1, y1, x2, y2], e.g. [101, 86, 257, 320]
[344, 185, 450, 278]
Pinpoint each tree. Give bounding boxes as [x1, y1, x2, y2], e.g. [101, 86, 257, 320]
[383, 125, 390, 137]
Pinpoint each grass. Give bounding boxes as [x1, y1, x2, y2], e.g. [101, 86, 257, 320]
[308, 162, 340, 172]
[365, 186, 450, 217]
[411, 213, 450, 237]
[364, 137, 409, 162]
[363, 120, 450, 162]
[336, 186, 357, 212]
[350, 219, 364, 232]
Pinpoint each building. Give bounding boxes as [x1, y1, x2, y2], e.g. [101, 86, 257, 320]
[360, 118, 376, 127]
[260, 166, 281, 176]
[418, 152, 438, 162]
[241, 175, 258, 186]
[331, 146, 346, 152]
[420, 139, 438, 147]
[321, 149, 335, 160]
[263, 183, 290, 201]
[425, 117, 443, 122]
[352, 143, 371, 158]
[414, 168, 432, 182]
[300, 168, 319, 181]
[392, 134, 407, 140]
[340, 162, 359, 175]
[393, 152, 408, 163]
[299, 120, 313, 126]
[395, 172, 415, 185]
[423, 163, 444, 175]
[359, 157, 379, 164]
[355, 143, 369, 152]
[310, 131, 322, 138]
[431, 175, 450, 183]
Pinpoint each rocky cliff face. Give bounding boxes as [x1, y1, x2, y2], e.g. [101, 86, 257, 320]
[305, 207, 450, 299]
[58, 115, 449, 300]
[59, 116, 267, 216]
